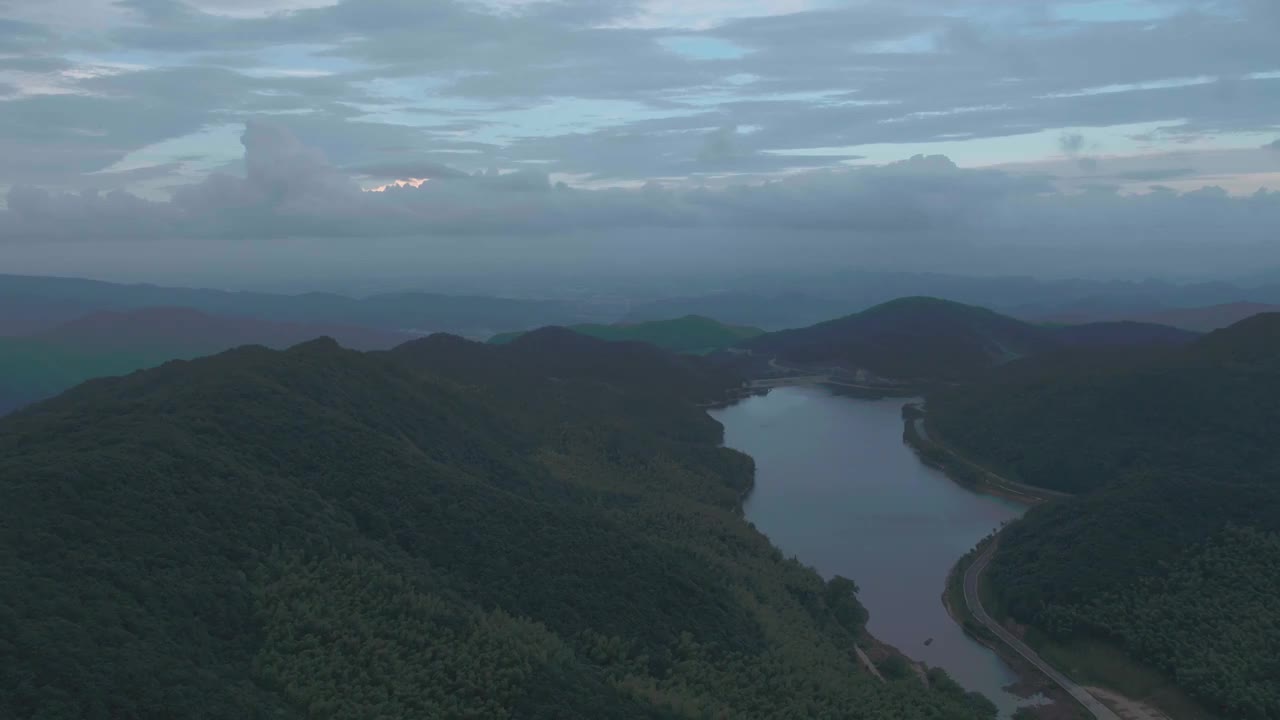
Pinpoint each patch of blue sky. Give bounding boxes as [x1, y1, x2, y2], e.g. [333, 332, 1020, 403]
[658, 36, 751, 60]
[94, 124, 244, 173]
[1052, 0, 1181, 23]
[65, 43, 362, 78]
[762, 120, 1195, 167]
[863, 31, 938, 54]
[666, 86, 853, 108]
[221, 43, 364, 75]
[354, 96, 705, 145]
[1040, 75, 1218, 99]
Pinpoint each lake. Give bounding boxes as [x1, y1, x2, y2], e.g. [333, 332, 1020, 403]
[711, 385, 1034, 716]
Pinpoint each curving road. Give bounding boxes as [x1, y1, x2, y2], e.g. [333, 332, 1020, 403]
[964, 543, 1121, 720]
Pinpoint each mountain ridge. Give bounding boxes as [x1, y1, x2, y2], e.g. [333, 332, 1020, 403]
[0, 331, 997, 719]
[740, 296, 1192, 382]
[489, 315, 764, 354]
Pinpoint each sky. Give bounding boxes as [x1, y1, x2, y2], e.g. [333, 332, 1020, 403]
[1, 0, 1279, 287]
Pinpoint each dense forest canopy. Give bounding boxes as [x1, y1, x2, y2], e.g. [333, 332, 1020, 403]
[1, 329, 996, 719]
[742, 297, 1193, 382]
[928, 314, 1280, 718]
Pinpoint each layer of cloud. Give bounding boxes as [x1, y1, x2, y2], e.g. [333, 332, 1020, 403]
[3, 0, 1279, 197]
[3, 123, 1278, 283]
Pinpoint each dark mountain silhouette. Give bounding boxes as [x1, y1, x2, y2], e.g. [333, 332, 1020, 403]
[1135, 302, 1280, 333]
[740, 297, 1200, 381]
[1046, 320, 1200, 349]
[1189, 312, 1280, 364]
[742, 297, 1059, 381]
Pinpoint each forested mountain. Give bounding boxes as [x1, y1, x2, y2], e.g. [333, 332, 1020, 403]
[0, 308, 412, 416]
[928, 313, 1280, 718]
[0, 331, 995, 719]
[740, 297, 1199, 382]
[742, 298, 1056, 381]
[488, 316, 764, 354]
[1045, 320, 1199, 349]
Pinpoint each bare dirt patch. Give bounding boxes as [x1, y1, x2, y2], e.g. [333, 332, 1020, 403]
[1083, 686, 1171, 720]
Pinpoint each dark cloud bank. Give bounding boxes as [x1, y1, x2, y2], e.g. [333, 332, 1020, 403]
[3, 122, 1279, 279]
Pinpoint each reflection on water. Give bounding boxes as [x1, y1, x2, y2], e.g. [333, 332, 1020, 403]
[712, 386, 1037, 717]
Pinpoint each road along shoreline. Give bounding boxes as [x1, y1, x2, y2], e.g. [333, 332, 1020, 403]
[904, 406, 1123, 720]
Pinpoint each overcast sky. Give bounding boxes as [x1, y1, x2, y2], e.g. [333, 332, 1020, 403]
[1, 0, 1279, 287]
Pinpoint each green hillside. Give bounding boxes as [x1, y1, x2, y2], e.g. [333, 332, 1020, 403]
[0, 331, 995, 719]
[489, 315, 764, 354]
[927, 314, 1280, 718]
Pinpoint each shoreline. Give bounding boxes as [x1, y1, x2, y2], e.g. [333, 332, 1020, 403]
[901, 406, 1068, 506]
[910, 405, 1179, 720]
[902, 404, 1098, 719]
[939, 544, 1093, 720]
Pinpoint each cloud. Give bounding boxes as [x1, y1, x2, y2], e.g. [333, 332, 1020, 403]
[698, 125, 739, 164]
[1107, 167, 1198, 182]
[1267, 139, 1280, 151]
[6, 0, 1280, 196]
[345, 161, 472, 181]
[1058, 132, 1086, 156]
[4, 123, 1280, 282]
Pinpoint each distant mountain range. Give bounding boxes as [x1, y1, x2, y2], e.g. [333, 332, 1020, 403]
[44, 307, 414, 351]
[622, 292, 847, 331]
[0, 268, 1257, 415]
[1124, 302, 1280, 332]
[623, 271, 1280, 331]
[489, 315, 764, 355]
[1032, 301, 1280, 331]
[0, 273, 613, 338]
[7, 271, 1280, 341]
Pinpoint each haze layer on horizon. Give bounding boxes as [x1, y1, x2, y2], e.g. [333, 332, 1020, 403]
[1, 0, 1279, 288]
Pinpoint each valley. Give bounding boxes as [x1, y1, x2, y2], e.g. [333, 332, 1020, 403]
[3, 280, 1276, 719]
[6, 5, 1278, 717]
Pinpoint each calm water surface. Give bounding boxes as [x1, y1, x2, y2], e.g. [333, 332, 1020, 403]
[711, 386, 1034, 716]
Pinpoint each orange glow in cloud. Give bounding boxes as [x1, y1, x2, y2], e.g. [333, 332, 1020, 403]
[366, 177, 429, 192]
